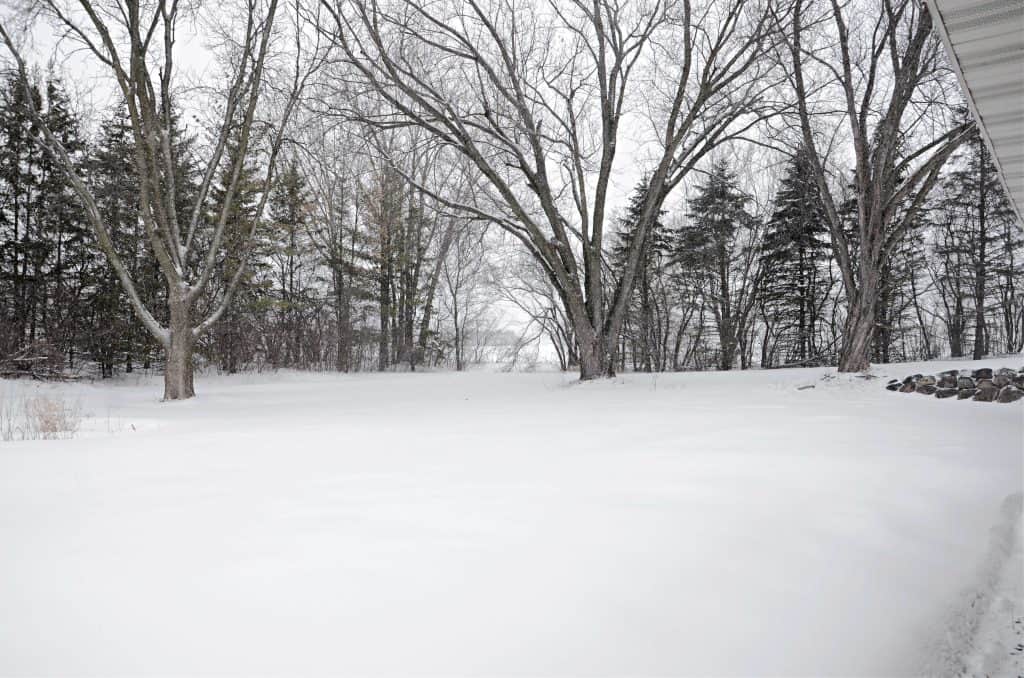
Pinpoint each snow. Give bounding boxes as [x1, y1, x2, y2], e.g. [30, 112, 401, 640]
[1, 359, 1021, 676]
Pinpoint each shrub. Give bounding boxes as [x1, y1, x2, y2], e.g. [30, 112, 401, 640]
[0, 390, 82, 441]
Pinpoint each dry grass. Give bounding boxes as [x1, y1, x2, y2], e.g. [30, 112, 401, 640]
[0, 390, 82, 441]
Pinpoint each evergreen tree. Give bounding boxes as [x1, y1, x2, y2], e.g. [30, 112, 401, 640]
[208, 131, 264, 373]
[267, 161, 314, 367]
[0, 73, 90, 372]
[364, 163, 404, 371]
[677, 161, 761, 370]
[38, 79, 92, 366]
[87, 104, 138, 376]
[610, 179, 669, 371]
[759, 147, 832, 366]
[0, 73, 44, 357]
[304, 165, 377, 373]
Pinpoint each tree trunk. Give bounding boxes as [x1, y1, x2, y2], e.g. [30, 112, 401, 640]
[334, 268, 351, 373]
[837, 294, 875, 372]
[578, 343, 604, 380]
[164, 297, 195, 400]
[575, 328, 610, 380]
[972, 148, 988, 360]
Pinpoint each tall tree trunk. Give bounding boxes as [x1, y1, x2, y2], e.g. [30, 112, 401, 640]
[910, 272, 931, 359]
[334, 270, 351, 372]
[838, 286, 876, 372]
[453, 302, 462, 371]
[972, 149, 988, 360]
[578, 335, 606, 380]
[949, 299, 963, 357]
[378, 256, 391, 371]
[164, 294, 195, 400]
[640, 267, 653, 373]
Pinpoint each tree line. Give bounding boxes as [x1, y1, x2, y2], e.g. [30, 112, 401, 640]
[0, 74, 519, 381]
[0, 0, 1021, 398]
[605, 132, 1021, 374]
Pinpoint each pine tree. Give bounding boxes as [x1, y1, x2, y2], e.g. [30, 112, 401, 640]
[0, 73, 91, 373]
[759, 147, 832, 367]
[87, 104, 143, 376]
[304, 164, 377, 373]
[267, 161, 313, 367]
[208, 131, 264, 373]
[610, 179, 669, 371]
[677, 161, 761, 370]
[36, 78, 93, 369]
[0, 73, 43, 358]
[364, 163, 404, 371]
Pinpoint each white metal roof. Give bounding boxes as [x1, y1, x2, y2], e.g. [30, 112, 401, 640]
[926, 0, 1024, 222]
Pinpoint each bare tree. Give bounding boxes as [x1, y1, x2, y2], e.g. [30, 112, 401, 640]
[441, 223, 492, 371]
[0, 0, 317, 397]
[493, 246, 579, 372]
[786, 0, 973, 372]
[318, 0, 782, 378]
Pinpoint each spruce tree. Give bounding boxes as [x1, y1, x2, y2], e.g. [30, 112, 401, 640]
[267, 161, 313, 367]
[759, 147, 832, 366]
[0, 73, 89, 371]
[37, 78, 91, 367]
[208, 131, 263, 373]
[0, 74, 43, 357]
[610, 179, 669, 371]
[677, 161, 760, 370]
[87, 104, 144, 376]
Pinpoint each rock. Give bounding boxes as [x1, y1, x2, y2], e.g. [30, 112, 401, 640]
[937, 374, 958, 388]
[916, 384, 938, 395]
[972, 368, 993, 380]
[957, 388, 977, 400]
[885, 382, 900, 391]
[1014, 375, 1024, 389]
[957, 376, 976, 389]
[993, 374, 1011, 388]
[934, 387, 958, 399]
[938, 369, 959, 377]
[917, 375, 937, 387]
[973, 386, 998, 402]
[997, 386, 1024, 403]
[996, 367, 1016, 377]
[902, 375, 917, 385]
[899, 382, 916, 393]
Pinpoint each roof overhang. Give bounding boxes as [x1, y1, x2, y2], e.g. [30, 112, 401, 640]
[925, 0, 1024, 223]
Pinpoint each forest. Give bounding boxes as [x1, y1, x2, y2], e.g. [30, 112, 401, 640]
[0, 0, 1020, 398]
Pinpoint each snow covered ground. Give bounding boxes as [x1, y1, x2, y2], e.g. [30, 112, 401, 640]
[1, 359, 1021, 676]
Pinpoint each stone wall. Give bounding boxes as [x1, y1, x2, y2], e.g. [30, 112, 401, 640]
[886, 368, 1024, 403]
